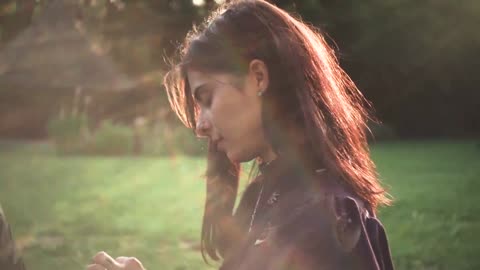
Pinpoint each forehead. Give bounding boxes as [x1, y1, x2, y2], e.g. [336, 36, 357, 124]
[186, 69, 210, 90]
[186, 69, 242, 94]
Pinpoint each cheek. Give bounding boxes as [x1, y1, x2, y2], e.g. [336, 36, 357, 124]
[212, 94, 262, 138]
[211, 95, 264, 162]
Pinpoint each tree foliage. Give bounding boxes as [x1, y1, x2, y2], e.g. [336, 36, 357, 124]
[1, 0, 478, 137]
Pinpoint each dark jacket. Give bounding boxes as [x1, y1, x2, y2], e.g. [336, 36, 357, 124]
[220, 158, 394, 270]
[0, 207, 26, 270]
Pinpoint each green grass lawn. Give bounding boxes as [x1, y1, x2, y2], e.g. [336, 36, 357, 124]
[0, 140, 479, 270]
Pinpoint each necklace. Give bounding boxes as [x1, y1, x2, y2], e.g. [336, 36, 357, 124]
[248, 182, 264, 233]
[248, 159, 276, 233]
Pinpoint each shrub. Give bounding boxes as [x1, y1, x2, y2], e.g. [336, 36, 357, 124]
[367, 121, 398, 142]
[47, 113, 89, 154]
[86, 120, 135, 156]
[171, 126, 206, 156]
[47, 113, 205, 156]
[140, 122, 206, 156]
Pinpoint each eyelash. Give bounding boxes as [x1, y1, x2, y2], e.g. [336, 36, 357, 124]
[198, 92, 212, 107]
[203, 96, 212, 107]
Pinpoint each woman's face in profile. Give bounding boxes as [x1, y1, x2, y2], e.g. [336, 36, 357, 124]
[187, 61, 271, 163]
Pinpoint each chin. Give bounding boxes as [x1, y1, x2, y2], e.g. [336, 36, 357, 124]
[226, 148, 257, 164]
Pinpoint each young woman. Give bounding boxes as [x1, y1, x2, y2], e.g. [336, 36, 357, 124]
[88, 1, 395, 269]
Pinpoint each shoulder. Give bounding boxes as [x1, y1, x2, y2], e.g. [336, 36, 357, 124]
[265, 168, 372, 250]
[271, 179, 368, 253]
[265, 172, 395, 270]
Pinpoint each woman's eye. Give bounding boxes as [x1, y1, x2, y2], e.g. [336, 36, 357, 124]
[199, 93, 212, 107]
[195, 88, 213, 108]
[204, 96, 212, 107]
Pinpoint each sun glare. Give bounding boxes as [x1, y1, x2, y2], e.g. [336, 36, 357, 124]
[192, 0, 206, 6]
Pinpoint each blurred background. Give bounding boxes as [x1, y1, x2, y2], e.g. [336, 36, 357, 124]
[0, 0, 478, 269]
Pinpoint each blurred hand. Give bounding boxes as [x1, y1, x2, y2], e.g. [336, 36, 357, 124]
[87, 251, 145, 270]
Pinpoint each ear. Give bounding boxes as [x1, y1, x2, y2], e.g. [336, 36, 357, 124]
[248, 59, 270, 93]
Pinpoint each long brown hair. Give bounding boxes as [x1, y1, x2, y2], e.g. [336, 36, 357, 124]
[164, 0, 390, 262]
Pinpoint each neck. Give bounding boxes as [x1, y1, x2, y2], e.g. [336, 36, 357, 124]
[258, 146, 277, 164]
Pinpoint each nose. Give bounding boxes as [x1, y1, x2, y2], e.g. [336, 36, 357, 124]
[195, 115, 211, 138]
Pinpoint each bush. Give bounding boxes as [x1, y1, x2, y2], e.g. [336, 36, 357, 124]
[47, 112, 204, 156]
[47, 114, 89, 154]
[140, 122, 206, 156]
[367, 121, 398, 142]
[85, 120, 135, 156]
[47, 114, 136, 156]
[171, 126, 206, 156]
